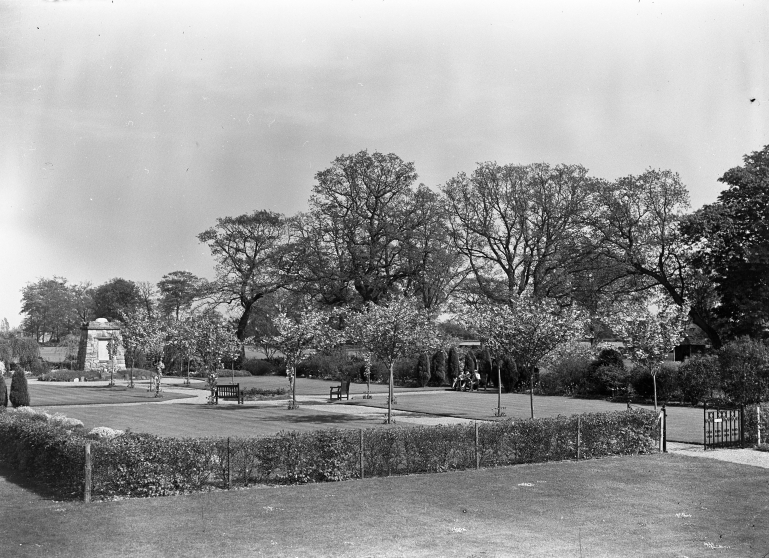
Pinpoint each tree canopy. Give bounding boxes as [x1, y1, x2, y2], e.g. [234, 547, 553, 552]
[682, 144, 769, 340]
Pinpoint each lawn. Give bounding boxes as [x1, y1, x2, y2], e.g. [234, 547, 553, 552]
[27, 383, 194, 406]
[26, 379, 705, 442]
[1, 453, 766, 557]
[32, 400, 410, 437]
[343, 391, 705, 444]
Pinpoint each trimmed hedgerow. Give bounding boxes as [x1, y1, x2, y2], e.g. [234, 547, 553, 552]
[0, 408, 660, 501]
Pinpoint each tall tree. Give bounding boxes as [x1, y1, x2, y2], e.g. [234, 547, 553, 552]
[20, 277, 79, 342]
[443, 162, 598, 303]
[293, 150, 424, 305]
[136, 281, 159, 317]
[198, 210, 289, 341]
[586, 169, 721, 348]
[401, 186, 469, 309]
[70, 282, 94, 324]
[158, 271, 204, 320]
[681, 144, 769, 340]
[92, 278, 141, 321]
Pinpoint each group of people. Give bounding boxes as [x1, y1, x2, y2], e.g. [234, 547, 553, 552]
[452, 370, 483, 392]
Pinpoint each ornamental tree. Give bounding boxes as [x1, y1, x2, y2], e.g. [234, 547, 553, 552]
[265, 310, 340, 409]
[119, 308, 169, 386]
[345, 296, 441, 423]
[605, 301, 688, 410]
[461, 296, 587, 417]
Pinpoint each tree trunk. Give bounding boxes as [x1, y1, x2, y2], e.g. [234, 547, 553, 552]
[529, 372, 534, 419]
[388, 361, 394, 424]
[235, 296, 261, 341]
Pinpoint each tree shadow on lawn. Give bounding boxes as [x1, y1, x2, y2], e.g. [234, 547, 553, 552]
[197, 404, 387, 426]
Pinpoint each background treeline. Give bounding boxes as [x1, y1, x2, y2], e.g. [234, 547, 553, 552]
[8, 145, 769, 392]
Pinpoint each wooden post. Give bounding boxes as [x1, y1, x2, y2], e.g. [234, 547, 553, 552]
[359, 429, 364, 479]
[475, 421, 479, 469]
[758, 406, 762, 446]
[84, 442, 92, 503]
[577, 416, 581, 461]
[662, 405, 667, 453]
[659, 410, 664, 452]
[227, 437, 231, 489]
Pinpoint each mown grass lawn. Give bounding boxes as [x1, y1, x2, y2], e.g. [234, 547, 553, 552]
[31, 400, 408, 437]
[27, 383, 194, 406]
[1, 453, 766, 557]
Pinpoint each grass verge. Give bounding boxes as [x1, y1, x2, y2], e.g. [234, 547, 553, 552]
[1, 453, 766, 557]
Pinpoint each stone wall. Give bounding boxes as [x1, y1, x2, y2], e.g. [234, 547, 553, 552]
[77, 319, 126, 372]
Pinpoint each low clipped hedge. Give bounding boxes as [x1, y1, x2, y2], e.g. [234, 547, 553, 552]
[0, 408, 660, 500]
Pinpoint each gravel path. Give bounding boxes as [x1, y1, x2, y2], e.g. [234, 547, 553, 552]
[667, 442, 769, 469]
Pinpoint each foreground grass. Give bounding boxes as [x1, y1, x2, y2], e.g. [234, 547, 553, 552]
[1, 453, 767, 557]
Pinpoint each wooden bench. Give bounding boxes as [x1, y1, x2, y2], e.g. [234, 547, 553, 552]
[330, 380, 351, 401]
[215, 384, 243, 404]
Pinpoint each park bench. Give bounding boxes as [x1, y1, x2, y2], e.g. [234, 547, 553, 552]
[215, 384, 244, 404]
[330, 380, 351, 401]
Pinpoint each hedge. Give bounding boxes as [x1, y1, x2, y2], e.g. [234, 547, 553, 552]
[0, 408, 660, 501]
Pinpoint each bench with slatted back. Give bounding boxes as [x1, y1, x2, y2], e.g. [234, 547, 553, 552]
[215, 384, 243, 404]
[330, 380, 350, 401]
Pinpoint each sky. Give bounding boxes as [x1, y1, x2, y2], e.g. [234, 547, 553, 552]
[1, 0, 766, 328]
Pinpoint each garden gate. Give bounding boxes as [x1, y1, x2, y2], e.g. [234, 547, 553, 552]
[703, 405, 744, 450]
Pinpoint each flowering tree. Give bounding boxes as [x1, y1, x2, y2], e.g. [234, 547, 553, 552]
[461, 296, 587, 418]
[345, 296, 441, 424]
[605, 301, 688, 410]
[265, 310, 340, 410]
[119, 308, 168, 389]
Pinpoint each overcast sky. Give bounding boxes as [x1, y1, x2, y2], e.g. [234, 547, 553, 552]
[1, 0, 766, 327]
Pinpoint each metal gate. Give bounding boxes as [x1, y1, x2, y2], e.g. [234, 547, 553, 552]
[704, 405, 744, 450]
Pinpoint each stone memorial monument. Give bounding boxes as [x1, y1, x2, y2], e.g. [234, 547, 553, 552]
[77, 318, 126, 372]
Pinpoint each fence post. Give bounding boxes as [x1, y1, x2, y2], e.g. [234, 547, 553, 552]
[662, 405, 667, 453]
[359, 429, 364, 479]
[703, 404, 707, 451]
[84, 442, 92, 503]
[740, 404, 745, 448]
[227, 437, 231, 489]
[658, 410, 664, 452]
[475, 421, 479, 469]
[577, 416, 581, 461]
[758, 406, 762, 446]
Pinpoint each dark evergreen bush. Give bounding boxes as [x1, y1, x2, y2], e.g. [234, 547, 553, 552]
[430, 350, 447, 386]
[677, 354, 720, 405]
[499, 356, 519, 393]
[476, 348, 493, 387]
[0, 375, 7, 408]
[463, 351, 477, 374]
[241, 358, 278, 376]
[9, 369, 30, 407]
[447, 347, 460, 382]
[416, 353, 431, 387]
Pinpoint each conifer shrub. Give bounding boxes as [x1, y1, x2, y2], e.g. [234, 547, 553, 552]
[9, 369, 30, 407]
[447, 347, 461, 382]
[430, 350, 447, 386]
[499, 356, 519, 393]
[463, 351, 477, 374]
[416, 353, 431, 387]
[0, 375, 7, 408]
